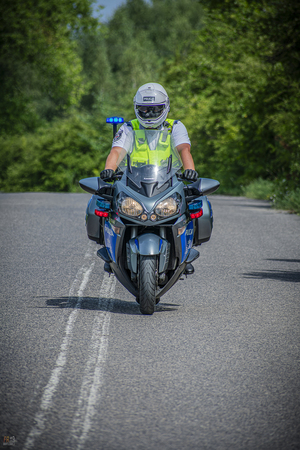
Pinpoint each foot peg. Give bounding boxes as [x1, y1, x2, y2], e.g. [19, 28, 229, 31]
[97, 247, 111, 262]
[184, 263, 194, 275]
[104, 262, 112, 274]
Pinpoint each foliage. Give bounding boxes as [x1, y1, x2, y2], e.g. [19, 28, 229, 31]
[0, 113, 112, 192]
[0, 0, 98, 134]
[104, 0, 204, 115]
[242, 178, 275, 201]
[163, 0, 300, 194]
[0, 0, 299, 213]
[272, 188, 300, 215]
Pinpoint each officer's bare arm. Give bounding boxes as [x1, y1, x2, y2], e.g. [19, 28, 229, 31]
[177, 143, 195, 170]
[105, 147, 126, 171]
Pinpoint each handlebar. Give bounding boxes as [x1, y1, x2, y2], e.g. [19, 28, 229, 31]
[177, 173, 199, 182]
[101, 171, 123, 182]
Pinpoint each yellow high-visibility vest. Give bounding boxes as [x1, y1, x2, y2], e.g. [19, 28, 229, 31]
[128, 119, 175, 166]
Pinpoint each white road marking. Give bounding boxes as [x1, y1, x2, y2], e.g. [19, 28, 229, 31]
[23, 246, 94, 450]
[71, 273, 116, 450]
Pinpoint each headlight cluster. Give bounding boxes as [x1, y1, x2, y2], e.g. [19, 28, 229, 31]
[155, 196, 178, 217]
[118, 193, 181, 220]
[119, 196, 143, 216]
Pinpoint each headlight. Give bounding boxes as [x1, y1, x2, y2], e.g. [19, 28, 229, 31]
[120, 196, 143, 217]
[155, 194, 181, 217]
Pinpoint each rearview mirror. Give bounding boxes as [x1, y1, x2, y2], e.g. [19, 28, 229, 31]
[79, 177, 100, 195]
[184, 178, 220, 201]
[200, 178, 220, 195]
[79, 177, 114, 200]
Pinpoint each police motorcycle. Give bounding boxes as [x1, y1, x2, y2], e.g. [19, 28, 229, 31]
[79, 118, 219, 315]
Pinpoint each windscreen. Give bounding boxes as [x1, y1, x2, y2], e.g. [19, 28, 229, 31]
[117, 129, 183, 189]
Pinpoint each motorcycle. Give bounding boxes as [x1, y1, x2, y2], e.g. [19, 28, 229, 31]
[79, 125, 219, 315]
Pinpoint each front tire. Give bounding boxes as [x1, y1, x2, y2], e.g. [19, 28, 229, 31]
[139, 255, 157, 315]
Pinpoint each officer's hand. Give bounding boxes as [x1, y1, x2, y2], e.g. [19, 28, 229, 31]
[100, 169, 114, 181]
[183, 169, 198, 181]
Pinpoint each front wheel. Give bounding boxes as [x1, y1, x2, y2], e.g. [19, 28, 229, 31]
[139, 255, 157, 315]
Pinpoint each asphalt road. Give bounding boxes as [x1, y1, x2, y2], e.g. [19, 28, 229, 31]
[0, 193, 299, 450]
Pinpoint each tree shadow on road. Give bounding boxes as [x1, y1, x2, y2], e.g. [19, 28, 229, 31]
[243, 258, 300, 282]
[42, 296, 179, 315]
[242, 270, 300, 282]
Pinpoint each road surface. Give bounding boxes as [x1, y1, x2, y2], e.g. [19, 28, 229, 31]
[0, 193, 299, 449]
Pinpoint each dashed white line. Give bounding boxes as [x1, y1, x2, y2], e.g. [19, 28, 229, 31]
[23, 246, 94, 450]
[71, 273, 116, 450]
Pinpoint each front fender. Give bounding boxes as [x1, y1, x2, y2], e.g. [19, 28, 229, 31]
[128, 233, 169, 274]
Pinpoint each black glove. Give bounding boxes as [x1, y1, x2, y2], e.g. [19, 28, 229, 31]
[100, 169, 114, 181]
[183, 169, 198, 181]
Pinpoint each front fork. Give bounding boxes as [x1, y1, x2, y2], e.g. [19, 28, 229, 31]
[127, 227, 169, 284]
[129, 226, 138, 283]
[131, 226, 138, 240]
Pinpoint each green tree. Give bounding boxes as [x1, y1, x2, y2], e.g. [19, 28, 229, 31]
[163, 0, 300, 192]
[0, 0, 98, 134]
[0, 111, 112, 192]
[76, 21, 114, 112]
[102, 0, 204, 117]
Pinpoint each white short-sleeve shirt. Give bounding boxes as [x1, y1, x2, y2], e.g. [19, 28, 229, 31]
[112, 120, 191, 150]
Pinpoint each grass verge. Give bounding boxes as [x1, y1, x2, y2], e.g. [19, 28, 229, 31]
[242, 178, 300, 214]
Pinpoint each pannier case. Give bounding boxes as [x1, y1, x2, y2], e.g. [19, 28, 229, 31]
[85, 195, 105, 244]
[193, 196, 214, 246]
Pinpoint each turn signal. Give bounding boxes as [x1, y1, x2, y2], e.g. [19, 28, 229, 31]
[95, 209, 109, 218]
[190, 209, 203, 219]
[177, 225, 186, 237]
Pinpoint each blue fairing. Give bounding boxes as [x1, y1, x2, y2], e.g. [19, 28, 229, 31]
[180, 221, 194, 264]
[104, 220, 117, 263]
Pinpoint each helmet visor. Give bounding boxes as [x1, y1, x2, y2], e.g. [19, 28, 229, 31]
[137, 104, 165, 120]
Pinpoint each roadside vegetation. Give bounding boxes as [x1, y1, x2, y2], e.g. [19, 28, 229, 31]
[0, 0, 299, 213]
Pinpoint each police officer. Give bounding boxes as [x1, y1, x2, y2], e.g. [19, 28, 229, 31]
[100, 82, 198, 182]
[100, 82, 197, 275]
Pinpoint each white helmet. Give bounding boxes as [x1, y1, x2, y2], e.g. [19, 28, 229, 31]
[133, 82, 170, 128]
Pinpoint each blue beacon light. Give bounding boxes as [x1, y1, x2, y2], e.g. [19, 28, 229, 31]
[106, 116, 124, 138]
